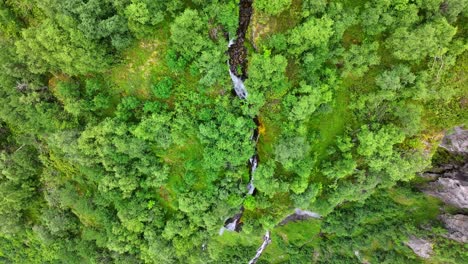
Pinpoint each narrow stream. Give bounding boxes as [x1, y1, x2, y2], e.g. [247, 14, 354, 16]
[248, 231, 271, 264]
[228, 0, 253, 80]
[221, 1, 320, 262]
[221, 0, 256, 236]
[222, 1, 275, 262]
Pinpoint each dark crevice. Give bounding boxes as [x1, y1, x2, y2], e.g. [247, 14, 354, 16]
[228, 0, 253, 80]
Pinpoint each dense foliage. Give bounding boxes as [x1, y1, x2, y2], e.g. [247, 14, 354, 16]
[0, 0, 466, 263]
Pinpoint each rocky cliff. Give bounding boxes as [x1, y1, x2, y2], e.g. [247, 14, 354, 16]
[407, 127, 467, 258]
[423, 126, 467, 209]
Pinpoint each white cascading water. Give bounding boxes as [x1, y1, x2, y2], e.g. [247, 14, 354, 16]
[229, 70, 248, 99]
[247, 155, 258, 194]
[218, 227, 226, 235]
[228, 39, 248, 99]
[246, 182, 255, 195]
[248, 231, 271, 264]
[219, 38, 254, 236]
[225, 220, 238, 231]
[294, 209, 321, 219]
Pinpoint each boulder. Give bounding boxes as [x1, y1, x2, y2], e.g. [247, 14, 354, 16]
[439, 214, 468, 243]
[439, 126, 468, 154]
[425, 176, 468, 209]
[405, 236, 433, 259]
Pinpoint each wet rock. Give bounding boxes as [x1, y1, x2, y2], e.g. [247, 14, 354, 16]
[422, 162, 467, 181]
[228, 0, 253, 79]
[439, 214, 468, 243]
[439, 126, 468, 154]
[405, 236, 433, 259]
[420, 172, 441, 181]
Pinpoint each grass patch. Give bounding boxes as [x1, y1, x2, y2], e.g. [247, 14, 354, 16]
[388, 188, 441, 224]
[109, 23, 172, 99]
[109, 38, 168, 99]
[308, 84, 351, 164]
[274, 219, 321, 246]
[262, 219, 321, 263]
[257, 113, 283, 162]
[162, 136, 205, 190]
[214, 230, 263, 247]
[209, 230, 264, 261]
[250, 0, 302, 50]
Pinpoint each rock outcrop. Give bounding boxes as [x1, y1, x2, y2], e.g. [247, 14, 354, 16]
[423, 126, 467, 208]
[439, 214, 468, 243]
[405, 236, 433, 259]
[439, 126, 468, 154]
[412, 127, 467, 257]
[425, 175, 468, 209]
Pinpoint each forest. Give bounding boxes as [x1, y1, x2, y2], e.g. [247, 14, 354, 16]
[0, 0, 467, 263]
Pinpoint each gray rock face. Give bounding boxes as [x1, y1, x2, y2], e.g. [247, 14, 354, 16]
[425, 176, 468, 209]
[423, 126, 467, 209]
[439, 214, 468, 243]
[406, 236, 433, 259]
[419, 127, 468, 251]
[278, 209, 321, 226]
[439, 126, 468, 154]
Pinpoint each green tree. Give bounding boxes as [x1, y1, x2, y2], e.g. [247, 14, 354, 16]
[245, 52, 289, 114]
[275, 136, 310, 169]
[255, 160, 288, 197]
[387, 18, 457, 61]
[341, 41, 380, 77]
[170, 9, 208, 61]
[286, 76, 334, 121]
[440, 0, 468, 22]
[152, 77, 173, 99]
[287, 16, 334, 56]
[16, 18, 110, 75]
[132, 113, 172, 148]
[301, 0, 328, 18]
[124, 0, 171, 38]
[0, 144, 41, 236]
[254, 0, 291, 15]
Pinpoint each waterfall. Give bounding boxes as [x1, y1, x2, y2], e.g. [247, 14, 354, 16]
[219, 0, 255, 237]
[248, 231, 272, 264]
[227, 39, 248, 99]
[229, 69, 248, 99]
[278, 209, 321, 226]
[294, 209, 321, 219]
[247, 155, 258, 194]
